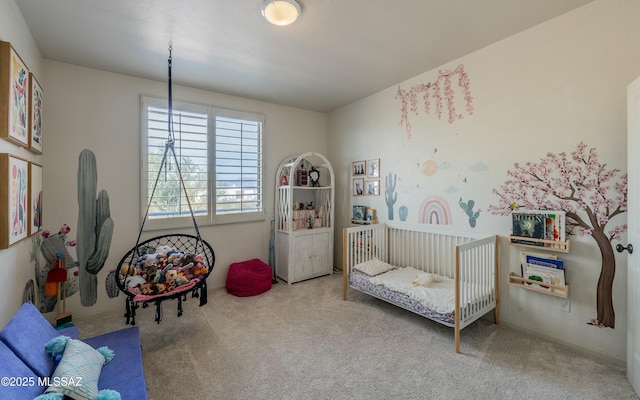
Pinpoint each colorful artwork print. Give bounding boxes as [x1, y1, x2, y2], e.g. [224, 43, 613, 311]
[0, 42, 29, 146]
[29, 162, 42, 235]
[28, 74, 43, 153]
[489, 142, 626, 329]
[419, 196, 452, 225]
[396, 64, 473, 140]
[0, 154, 29, 248]
[10, 156, 28, 243]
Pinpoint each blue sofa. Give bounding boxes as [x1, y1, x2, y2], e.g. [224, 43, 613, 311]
[0, 302, 147, 399]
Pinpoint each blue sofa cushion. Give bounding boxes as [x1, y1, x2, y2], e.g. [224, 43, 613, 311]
[83, 327, 147, 399]
[0, 302, 78, 378]
[0, 340, 44, 398]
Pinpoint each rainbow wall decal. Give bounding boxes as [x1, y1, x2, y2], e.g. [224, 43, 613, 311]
[419, 196, 452, 225]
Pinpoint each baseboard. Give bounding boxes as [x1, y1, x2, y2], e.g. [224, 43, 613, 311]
[500, 319, 626, 368]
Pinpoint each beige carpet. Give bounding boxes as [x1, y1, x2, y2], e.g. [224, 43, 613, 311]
[76, 273, 639, 400]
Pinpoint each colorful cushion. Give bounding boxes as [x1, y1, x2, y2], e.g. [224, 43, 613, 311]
[226, 258, 272, 297]
[41, 336, 117, 400]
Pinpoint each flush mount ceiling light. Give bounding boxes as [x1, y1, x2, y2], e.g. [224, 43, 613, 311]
[261, 0, 302, 26]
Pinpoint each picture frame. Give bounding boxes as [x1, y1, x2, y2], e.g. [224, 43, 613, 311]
[0, 41, 30, 147]
[0, 153, 29, 248]
[353, 177, 364, 196]
[366, 158, 380, 178]
[28, 162, 42, 236]
[352, 160, 365, 176]
[365, 179, 380, 196]
[28, 73, 43, 154]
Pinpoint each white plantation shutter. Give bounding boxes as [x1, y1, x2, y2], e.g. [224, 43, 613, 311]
[141, 96, 264, 230]
[215, 113, 263, 215]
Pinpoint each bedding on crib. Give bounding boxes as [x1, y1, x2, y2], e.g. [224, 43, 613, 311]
[349, 266, 495, 326]
[343, 223, 499, 353]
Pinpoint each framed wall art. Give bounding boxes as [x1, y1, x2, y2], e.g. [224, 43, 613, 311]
[366, 158, 380, 178]
[28, 73, 43, 154]
[0, 41, 30, 147]
[0, 153, 29, 248]
[365, 179, 380, 196]
[28, 162, 42, 236]
[352, 160, 365, 176]
[353, 177, 364, 196]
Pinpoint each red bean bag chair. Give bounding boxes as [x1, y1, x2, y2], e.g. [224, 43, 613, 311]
[226, 258, 273, 297]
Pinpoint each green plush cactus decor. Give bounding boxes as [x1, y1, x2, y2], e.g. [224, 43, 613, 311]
[385, 172, 397, 220]
[77, 149, 114, 307]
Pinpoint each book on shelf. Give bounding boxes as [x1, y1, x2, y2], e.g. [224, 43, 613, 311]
[519, 250, 557, 267]
[512, 212, 546, 246]
[518, 251, 566, 293]
[353, 205, 365, 221]
[365, 207, 376, 221]
[525, 254, 564, 270]
[522, 262, 566, 293]
[511, 210, 566, 247]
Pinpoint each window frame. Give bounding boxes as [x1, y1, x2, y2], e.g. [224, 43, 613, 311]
[140, 95, 265, 231]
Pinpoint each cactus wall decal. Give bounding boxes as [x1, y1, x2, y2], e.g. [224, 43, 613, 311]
[399, 206, 408, 221]
[77, 149, 114, 307]
[459, 198, 480, 228]
[385, 172, 397, 220]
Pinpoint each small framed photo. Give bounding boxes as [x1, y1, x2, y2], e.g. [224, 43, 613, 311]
[353, 177, 364, 196]
[366, 158, 380, 178]
[365, 179, 380, 196]
[352, 160, 365, 176]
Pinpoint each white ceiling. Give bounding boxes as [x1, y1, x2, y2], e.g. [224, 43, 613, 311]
[16, 0, 594, 113]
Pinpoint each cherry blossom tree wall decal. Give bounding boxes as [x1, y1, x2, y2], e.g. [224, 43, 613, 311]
[489, 142, 627, 328]
[395, 64, 473, 140]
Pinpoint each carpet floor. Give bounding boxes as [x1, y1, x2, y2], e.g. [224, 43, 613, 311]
[76, 273, 639, 400]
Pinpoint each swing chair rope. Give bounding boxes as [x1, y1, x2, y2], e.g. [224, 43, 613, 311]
[131, 46, 202, 260]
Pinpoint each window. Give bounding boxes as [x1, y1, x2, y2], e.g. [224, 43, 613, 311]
[141, 96, 264, 231]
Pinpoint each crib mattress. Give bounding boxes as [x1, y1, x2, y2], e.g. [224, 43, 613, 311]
[349, 269, 456, 326]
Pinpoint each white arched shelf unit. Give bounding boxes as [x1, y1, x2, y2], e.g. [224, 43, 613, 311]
[275, 152, 335, 284]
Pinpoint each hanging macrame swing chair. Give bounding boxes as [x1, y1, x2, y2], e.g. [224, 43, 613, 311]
[115, 47, 215, 325]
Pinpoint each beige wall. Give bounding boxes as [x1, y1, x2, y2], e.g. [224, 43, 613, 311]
[0, 0, 327, 324]
[1, 0, 639, 364]
[0, 0, 45, 327]
[40, 61, 328, 317]
[328, 0, 640, 362]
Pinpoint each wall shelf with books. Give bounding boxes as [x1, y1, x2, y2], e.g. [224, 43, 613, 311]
[509, 236, 571, 253]
[351, 219, 378, 225]
[509, 248, 569, 298]
[508, 273, 570, 298]
[352, 205, 377, 226]
[510, 209, 570, 253]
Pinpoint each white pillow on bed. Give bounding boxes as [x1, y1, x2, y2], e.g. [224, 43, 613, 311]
[353, 258, 396, 276]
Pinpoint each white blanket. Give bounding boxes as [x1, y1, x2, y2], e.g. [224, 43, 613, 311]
[369, 266, 455, 314]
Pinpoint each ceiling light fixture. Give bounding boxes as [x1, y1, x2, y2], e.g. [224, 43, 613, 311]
[261, 0, 302, 26]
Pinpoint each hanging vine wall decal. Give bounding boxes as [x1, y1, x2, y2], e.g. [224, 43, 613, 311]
[396, 64, 474, 140]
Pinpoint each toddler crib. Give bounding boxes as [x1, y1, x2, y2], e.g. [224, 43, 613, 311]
[343, 223, 499, 353]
